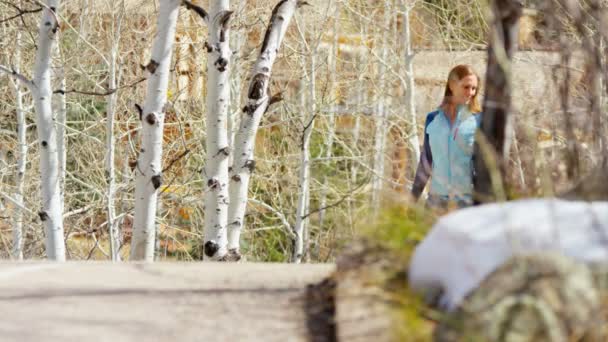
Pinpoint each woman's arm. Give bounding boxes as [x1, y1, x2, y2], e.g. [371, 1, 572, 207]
[411, 115, 434, 201]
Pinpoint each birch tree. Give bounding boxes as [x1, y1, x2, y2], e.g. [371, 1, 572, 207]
[226, 0, 301, 257]
[200, 0, 233, 260]
[292, 78, 315, 263]
[130, 0, 180, 261]
[317, 0, 341, 247]
[0, 1, 66, 260]
[402, 0, 420, 179]
[52, 49, 67, 216]
[371, 4, 391, 216]
[10, 29, 27, 260]
[106, 0, 125, 262]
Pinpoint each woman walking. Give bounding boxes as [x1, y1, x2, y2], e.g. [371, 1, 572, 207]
[411, 64, 482, 209]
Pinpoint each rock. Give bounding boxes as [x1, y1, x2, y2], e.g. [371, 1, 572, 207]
[435, 253, 605, 342]
[408, 198, 608, 310]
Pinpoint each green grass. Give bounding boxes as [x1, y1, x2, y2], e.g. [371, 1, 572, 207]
[356, 202, 440, 341]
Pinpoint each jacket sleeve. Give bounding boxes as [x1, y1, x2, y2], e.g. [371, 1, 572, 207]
[411, 115, 434, 201]
[471, 112, 482, 187]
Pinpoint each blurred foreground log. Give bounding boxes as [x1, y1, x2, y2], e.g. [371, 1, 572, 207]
[436, 253, 608, 341]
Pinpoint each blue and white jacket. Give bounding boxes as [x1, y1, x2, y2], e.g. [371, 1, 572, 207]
[411, 106, 482, 202]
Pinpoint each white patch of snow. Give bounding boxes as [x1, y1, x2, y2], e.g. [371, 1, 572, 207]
[408, 198, 608, 310]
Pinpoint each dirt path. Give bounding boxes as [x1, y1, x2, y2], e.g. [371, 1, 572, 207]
[0, 262, 335, 342]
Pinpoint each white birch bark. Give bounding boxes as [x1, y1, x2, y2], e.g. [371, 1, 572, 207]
[293, 77, 315, 263]
[52, 50, 67, 216]
[106, 1, 125, 262]
[226, 0, 300, 254]
[371, 5, 391, 216]
[402, 1, 420, 178]
[33, 1, 66, 261]
[350, 47, 367, 185]
[203, 1, 232, 260]
[130, 0, 180, 261]
[11, 30, 26, 261]
[228, 0, 247, 162]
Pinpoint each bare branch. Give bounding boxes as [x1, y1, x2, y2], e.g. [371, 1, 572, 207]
[53, 77, 146, 96]
[0, 1, 42, 24]
[162, 149, 191, 174]
[182, 0, 208, 23]
[302, 177, 370, 220]
[0, 64, 34, 90]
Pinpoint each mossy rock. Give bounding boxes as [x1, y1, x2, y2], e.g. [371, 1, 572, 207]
[435, 253, 606, 342]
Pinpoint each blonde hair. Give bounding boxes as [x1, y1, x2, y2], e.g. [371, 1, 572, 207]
[442, 64, 481, 113]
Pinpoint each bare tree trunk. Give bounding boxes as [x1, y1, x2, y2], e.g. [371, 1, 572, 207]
[293, 77, 315, 264]
[11, 29, 26, 261]
[106, 0, 125, 262]
[226, 0, 300, 256]
[0, 1, 66, 260]
[371, 5, 391, 216]
[473, 0, 522, 204]
[52, 49, 67, 217]
[202, 1, 232, 260]
[130, 0, 180, 261]
[34, 1, 66, 261]
[228, 0, 247, 163]
[316, 0, 341, 260]
[402, 0, 420, 179]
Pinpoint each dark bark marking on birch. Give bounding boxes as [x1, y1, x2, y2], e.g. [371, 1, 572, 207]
[242, 104, 259, 116]
[145, 60, 159, 74]
[145, 113, 157, 125]
[244, 160, 256, 173]
[215, 57, 228, 72]
[218, 11, 233, 43]
[208, 178, 220, 190]
[231, 174, 241, 182]
[41, 141, 47, 147]
[38, 211, 49, 222]
[226, 248, 242, 262]
[261, 0, 287, 53]
[248, 74, 268, 100]
[134, 103, 143, 120]
[215, 146, 230, 157]
[204, 41, 213, 53]
[204, 240, 219, 258]
[151, 174, 162, 190]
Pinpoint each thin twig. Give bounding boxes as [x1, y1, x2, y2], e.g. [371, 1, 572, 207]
[0, 1, 42, 24]
[54, 77, 146, 96]
[162, 149, 191, 173]
[0, 64, 34, 90]
[302, 176, 371, 220]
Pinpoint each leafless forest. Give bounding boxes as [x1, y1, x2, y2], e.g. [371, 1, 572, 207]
[0, 0, 605, 261]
